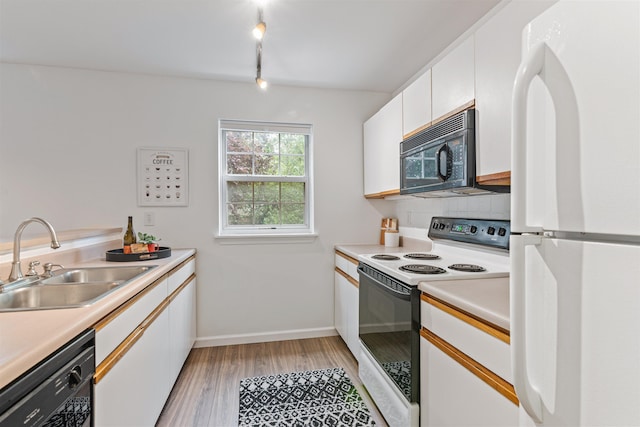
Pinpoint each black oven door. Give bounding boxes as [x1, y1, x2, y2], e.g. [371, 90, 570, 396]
[358, 263, 420, 403]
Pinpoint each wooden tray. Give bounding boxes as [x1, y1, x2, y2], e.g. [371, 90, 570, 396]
[106, 247, 171, 262]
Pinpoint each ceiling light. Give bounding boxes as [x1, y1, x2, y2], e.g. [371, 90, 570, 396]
[256, 77, 268, 89]
[253, 21, 266, 40]
[254, 6, 268, 90]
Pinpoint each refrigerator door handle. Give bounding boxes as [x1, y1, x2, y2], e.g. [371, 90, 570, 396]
[511, 234, 544, 423]
[512, 42, 546, 234]
[512, 41, 582, 234]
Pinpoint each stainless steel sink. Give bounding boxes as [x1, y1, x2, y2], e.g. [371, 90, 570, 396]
[0, 265, 157, 312]
[40, 266, 155, 285]
[0, 282, 122, 310]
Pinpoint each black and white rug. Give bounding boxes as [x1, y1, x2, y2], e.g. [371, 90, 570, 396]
[238, 367, 376, 426]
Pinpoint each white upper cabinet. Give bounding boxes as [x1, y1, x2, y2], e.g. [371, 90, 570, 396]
[432, 36, 475, 122]
[475, 1, 556, 178]
[363, 93, 403, 197]
[402, 70, 432, 138]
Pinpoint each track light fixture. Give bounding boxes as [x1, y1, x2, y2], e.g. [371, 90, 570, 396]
[254, 6, 267, 89]
[253, 21, 266, 40]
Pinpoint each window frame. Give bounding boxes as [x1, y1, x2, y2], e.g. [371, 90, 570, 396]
[218, 119, 314, 237]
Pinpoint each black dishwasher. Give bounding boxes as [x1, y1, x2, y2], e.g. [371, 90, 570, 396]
[0, 329, 95, 427]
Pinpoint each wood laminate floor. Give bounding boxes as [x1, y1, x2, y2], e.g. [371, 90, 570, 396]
[156, 336, 388, 427]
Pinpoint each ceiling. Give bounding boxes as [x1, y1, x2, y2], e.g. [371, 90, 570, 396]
[0, 0, 501, 93]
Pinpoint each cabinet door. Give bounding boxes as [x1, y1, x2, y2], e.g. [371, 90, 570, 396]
[402, 70, 432, 137]
[475, 1, 555, 177]
[95, 309, 171, 427]
[420, 336, 518, 427]
[334, 271, 348, 343]
[344, 278, 359, 359]
[334, 271, 359, 359]
[169, 277, 196, 383]
[363, 93, 403, 196]
[432, 36, 475, 121]
[95, 278, 167, 365]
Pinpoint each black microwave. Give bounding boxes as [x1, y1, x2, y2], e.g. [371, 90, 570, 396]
[400, 108, 495, 197]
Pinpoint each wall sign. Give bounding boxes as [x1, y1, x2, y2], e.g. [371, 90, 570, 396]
[137, 147, 189, 206]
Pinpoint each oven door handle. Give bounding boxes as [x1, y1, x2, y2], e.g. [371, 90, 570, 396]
[358, 266, 411, 301]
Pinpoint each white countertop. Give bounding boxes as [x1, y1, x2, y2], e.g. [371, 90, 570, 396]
[418, 277, 510, 331]
[0, 248, 195, 389]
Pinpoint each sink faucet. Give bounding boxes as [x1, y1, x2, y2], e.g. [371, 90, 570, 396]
[7, 217, 61, 282]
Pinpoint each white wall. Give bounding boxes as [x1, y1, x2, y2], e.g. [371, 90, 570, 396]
[0, 63, 396, 343]
[393, 193, 510, 236]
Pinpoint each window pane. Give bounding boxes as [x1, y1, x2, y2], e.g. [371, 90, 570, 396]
[226, 131, 252, 153]
[227, 203, 253, 225]
[280, 155, 305, 176]
[255, 154, 279, 175]
[227, 154, 253, 174]
[281, 204, 305, 225]
[280, 134, 305, 155]
[281, 182, 305, 203]
[254, 182, 279, 203]
[254, 203, 280, 225]
[227, 181, 253, 202]
[254, 132, 279, 154]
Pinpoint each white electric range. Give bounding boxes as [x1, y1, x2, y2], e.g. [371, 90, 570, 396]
[357, 217, 510, 427]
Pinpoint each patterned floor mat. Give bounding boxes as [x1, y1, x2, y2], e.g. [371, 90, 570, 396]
[238, 367, 376, 426]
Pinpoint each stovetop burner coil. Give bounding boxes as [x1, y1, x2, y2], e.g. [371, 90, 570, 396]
[399, 264, 447, 274]
[371, 254, 401, 261]
[403, 253, 441, 260]
[448, 263, 486, 272]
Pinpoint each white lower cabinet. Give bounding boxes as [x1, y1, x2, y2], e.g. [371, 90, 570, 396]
[169, 276, 196, 381]
[334, 252, 359, 359]
[334, 271, 359, 358]
[420, 337, 518, 427]
[420, 296, 518, 427]
[94, 257, 196, 427]
[95, 309, 171, 427]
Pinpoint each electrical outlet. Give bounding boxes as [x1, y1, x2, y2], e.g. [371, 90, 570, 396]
[144, 212, 155, 226]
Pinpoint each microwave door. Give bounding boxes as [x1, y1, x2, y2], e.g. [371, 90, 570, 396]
[402, 143, 442, 192]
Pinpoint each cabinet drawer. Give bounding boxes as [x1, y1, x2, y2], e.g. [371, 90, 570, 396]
[421, 297, 511, 382]
[168, 259, 195, 294]
[335, 252, 359, 282]
[335, 253, 349, 274]
[95, 278, 168, 365]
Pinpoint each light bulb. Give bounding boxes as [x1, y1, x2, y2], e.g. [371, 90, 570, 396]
[253, 22, 266, 40]
[256, 77, 268, 89]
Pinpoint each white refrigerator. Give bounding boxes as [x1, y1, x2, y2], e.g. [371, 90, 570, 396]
[510, 1, 640, 426]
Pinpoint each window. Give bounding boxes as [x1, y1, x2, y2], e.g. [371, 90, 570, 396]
[219, 120, 313, 236]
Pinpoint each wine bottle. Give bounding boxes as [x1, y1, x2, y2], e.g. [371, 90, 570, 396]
[123, 216, 136, 254]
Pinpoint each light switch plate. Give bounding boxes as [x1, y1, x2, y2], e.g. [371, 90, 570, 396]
[144, 212, 155, 226]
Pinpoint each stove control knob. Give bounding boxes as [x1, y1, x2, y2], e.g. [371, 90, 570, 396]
[470, 226, 477, 234]
[487, 227, 496, 235]
[498, 227, 506, 236]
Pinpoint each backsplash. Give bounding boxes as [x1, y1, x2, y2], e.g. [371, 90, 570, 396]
[393, 193, 510, 229]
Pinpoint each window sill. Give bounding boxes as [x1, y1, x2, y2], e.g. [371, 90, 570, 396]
[214, 233, 318, 245]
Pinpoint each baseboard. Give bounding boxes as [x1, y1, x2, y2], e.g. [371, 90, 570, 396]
[194, 327, 338, 348]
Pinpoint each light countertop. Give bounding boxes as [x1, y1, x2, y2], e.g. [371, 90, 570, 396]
[0, 248, 195, 389]
[335, 237, 432, 260]
[418, 277, 510, 331]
